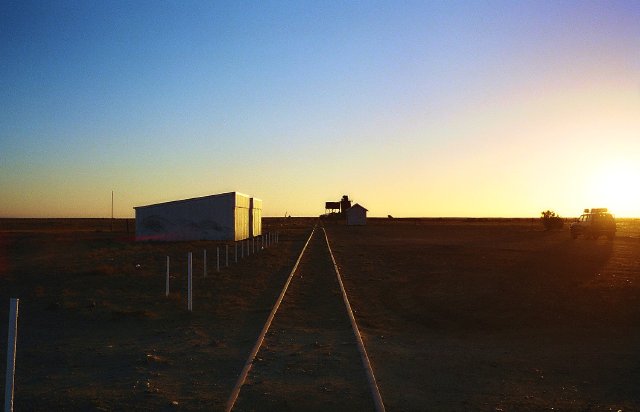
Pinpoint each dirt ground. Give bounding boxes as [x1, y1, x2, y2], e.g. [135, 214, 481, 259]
[325, 218, 640, 411]
[1, 217, 639, 411]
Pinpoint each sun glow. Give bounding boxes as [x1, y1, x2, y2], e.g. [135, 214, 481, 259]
[589, 161, 640, 217]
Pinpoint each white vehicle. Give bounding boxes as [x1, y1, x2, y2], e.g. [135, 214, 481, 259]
[570, 208, 616, 240]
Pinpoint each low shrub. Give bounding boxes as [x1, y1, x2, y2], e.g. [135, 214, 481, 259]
[540, 210, 564, 230]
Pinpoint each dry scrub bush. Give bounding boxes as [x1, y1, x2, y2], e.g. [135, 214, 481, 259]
[540, 210, 564, 230]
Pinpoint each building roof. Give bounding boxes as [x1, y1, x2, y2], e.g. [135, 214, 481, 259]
[134, 191, 256, 210]
[347, 203, 368, 212]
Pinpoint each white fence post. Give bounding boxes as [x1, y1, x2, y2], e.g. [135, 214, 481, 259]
[5, 298, 19, 412]
[216, 247, 220, 272]
[188, 253, 193, 312]
[166, 256, 170, 296]
[203, 249, 207, 278]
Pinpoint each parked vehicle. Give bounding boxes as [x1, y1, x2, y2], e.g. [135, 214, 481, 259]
[570, 208, 616, 240]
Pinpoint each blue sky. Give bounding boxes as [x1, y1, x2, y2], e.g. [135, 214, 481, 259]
[2, 1, 639, 217]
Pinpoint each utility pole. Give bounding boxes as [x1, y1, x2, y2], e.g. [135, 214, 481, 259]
[111, 190, 114, 232]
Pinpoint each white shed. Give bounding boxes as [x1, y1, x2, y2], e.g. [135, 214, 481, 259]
[346, 203, 368, 226]
[250, 197, 262, 238]
[134, 192, 261, 241]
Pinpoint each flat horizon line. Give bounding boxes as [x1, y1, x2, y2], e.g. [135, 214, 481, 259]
[2, 216, 639, 220]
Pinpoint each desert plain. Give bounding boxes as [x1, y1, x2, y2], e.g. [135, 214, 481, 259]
[1, 217, 639, 411]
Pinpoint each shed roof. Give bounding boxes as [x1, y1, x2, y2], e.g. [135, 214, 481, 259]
[134, 191, 255, 210]
[347, 203, 368, 212]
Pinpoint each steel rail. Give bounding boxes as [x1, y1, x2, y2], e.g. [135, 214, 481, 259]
[224, 224, 317, 412]
[322, 227, 386, 412]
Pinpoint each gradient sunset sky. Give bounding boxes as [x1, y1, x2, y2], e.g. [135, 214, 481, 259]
[2, 1, 639, 218]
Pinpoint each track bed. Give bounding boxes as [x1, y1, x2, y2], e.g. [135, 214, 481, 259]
[231, 228, 377, 411]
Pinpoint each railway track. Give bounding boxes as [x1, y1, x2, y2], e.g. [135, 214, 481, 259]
[225, 224, 385, 411]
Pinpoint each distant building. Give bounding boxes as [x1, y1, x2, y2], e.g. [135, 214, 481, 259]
[325, 201, 341, 214]
[340, 195, 352, 215]
[346, 203, 368, 226]
[323, 195, 353, 218]
[134, 192, 261, 241]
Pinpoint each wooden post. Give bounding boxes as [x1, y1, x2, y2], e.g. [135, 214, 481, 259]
[203, 249, 207, 278]
[216, 247, 220, 272]
[166, 256, 170, 296]
[188, 253, 193, 311]
[241, 240, 244, 258]
[226, 245, 229, 267]
[234, 243, 238, 263]
[5, 298, 19, 412]
[110, 190, 114, 232]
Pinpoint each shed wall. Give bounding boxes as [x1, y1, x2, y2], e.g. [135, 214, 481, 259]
[346, 207, 367, 225]
[135, 192, 252, 241]
[234, 192, 251, 241]
[250, 198, 262, 237]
